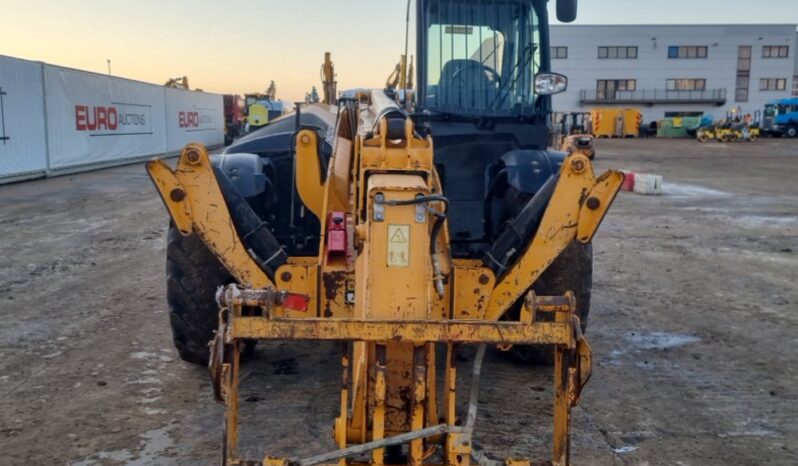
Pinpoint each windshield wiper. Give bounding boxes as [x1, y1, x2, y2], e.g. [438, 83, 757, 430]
[489, 44, 536, 110]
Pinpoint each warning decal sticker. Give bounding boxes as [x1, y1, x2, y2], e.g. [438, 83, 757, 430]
[387, 224, 410, 267]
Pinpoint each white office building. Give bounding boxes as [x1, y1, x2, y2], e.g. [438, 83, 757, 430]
[550, 24, 798, 123]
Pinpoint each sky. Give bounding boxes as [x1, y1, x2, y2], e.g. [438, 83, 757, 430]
[2, 0, 797, 102]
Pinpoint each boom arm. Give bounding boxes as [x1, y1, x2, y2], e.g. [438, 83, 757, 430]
[146, 144, 275, 289]
[321, 52, 337, 105]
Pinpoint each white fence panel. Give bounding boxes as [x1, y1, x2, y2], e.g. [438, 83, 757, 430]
[44, 65, 167, 170]
[0, 56, 48, 181]
[165, 87, 224, 152]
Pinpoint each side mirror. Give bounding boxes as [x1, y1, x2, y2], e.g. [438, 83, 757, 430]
[557, 0, 578, 23]
[535, 72, 568, 95]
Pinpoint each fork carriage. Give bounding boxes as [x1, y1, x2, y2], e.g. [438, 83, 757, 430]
[212, 286, 591, 466]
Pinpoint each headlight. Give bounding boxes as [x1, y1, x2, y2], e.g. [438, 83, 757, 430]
[535, 72, 568, 95]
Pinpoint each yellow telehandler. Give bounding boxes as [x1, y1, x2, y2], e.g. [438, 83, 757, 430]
[147, 1, 623, 464]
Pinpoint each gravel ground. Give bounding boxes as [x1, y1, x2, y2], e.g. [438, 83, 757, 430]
[0, 138, 796, 465]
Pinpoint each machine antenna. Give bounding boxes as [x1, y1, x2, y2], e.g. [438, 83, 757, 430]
[403, 0, 411, 109]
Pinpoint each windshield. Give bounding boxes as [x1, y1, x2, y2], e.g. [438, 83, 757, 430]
[764, 104, 776, 117]
[422, 0, 541, 117]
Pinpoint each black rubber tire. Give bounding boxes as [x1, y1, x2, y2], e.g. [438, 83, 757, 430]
[166, 225, 232, 365]
[505, 241, 593, 364]
[786, 125, 798, 139]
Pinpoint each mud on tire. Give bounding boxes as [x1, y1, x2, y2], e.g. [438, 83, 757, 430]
[505, 241, 593, 364]
[166, 225, 232, 365]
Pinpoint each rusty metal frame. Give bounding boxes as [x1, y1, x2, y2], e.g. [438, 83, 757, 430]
[211, 285, 591, 466]
[229, 317, 573, 345]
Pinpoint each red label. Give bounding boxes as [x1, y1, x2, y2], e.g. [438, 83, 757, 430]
[282, 293, 310, 312]
[75, 105, 118, 131]
[179, 111, 199, 128]
[326, 212, 348, 257]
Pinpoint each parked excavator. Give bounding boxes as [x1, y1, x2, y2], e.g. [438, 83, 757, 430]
[321, 52, 337, 106]
[386, 55, 414, 92]
[147, 1, 624, 465]
[164, 76, 190, 90]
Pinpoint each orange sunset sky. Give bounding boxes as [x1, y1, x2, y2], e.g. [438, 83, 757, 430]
[2, 0, 795, 102]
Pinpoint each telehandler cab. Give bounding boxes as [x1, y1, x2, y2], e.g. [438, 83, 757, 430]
[147, 0, 624, 464]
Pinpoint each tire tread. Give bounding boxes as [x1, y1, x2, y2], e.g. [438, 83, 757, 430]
[166, 226, 231, 365]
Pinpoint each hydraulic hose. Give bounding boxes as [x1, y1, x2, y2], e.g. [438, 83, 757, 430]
[379, 195, 449, 254]
[482, 174, 558, 277]
[379, 195, 450, 296]
[482, 168, 507, 242]
[212, 166, 287, 280]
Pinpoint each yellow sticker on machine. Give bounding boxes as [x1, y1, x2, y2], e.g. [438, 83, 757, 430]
[387, 224, 410, 267]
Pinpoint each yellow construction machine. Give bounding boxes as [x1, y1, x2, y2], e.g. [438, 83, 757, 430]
[244, 81, 282, 131]
[322, 52, 338, 106]
[148, 1, 623, 465]
[554, 113, 595, 159]
[165, 76, 190, 89]
[386, 55, 414, 92]
[697, 122, 761, 142]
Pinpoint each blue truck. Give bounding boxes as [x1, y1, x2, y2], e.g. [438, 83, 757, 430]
[762, 98, 798, 138]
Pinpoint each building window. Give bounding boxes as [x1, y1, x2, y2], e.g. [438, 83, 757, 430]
[760, 78, 787, 91]
[737, 46, 751, 72]
[736, 76, 750, 101]
[668, 45, 708, 59]
[736, 46, 751, 102]
[763, 45, 789, 58]
[551, 47, 568, 59]
[596, 79, 636, 100]
[598, 46, 638, 59]
[793, 75, 798, 96]
[666, 79, 706, 91]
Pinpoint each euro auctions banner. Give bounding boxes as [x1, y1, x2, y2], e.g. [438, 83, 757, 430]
[0, 56, 48, 179]
[165, 87, 223, 152]
[44, 65, 167, 169]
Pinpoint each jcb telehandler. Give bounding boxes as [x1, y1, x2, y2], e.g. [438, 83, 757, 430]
[147, 1, 623, 464]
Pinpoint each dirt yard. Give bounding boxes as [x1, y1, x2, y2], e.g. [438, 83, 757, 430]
[1, 138, 796, 465]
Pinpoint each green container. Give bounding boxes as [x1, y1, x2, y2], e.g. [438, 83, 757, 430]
[657, 117, 701, 138]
